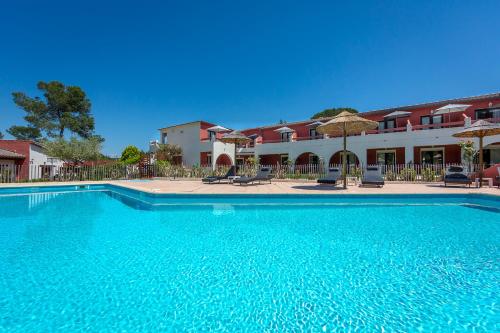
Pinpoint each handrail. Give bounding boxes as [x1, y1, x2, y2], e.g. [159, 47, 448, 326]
[412, 120, 464, 130]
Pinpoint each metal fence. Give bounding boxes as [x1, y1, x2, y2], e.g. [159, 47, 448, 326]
[233, 163, 481, 182]
[0, 162, 484, 184]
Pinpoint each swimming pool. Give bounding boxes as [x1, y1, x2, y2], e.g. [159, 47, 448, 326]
[0, 185, 498, 331]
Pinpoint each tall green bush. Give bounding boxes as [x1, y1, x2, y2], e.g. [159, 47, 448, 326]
[120, 146, 142, 165]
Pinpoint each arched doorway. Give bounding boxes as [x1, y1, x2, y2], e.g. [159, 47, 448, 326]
[294, 152, 321, 175]
[215, 154, 232, 166]
[294, 152, 320, 166]
[329, 150, 360, 167]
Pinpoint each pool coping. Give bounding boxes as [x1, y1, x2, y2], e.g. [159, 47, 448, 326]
[1, 180, 499, 197]
[0, 181, 499, 199]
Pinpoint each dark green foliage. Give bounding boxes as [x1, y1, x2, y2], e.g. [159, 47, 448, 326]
[8, 81, 95, 139]
[311, 107, 358, 119]
[120, 145, 143, 165]
[7, 126, 42, 141]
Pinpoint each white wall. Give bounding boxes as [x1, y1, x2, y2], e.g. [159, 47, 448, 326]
[212, 141, 235, 168]
[160, 122, 213, 166]
[29, 144, 63, 179]
[254, 126, 500, 166]
[160, 121, 500, 169]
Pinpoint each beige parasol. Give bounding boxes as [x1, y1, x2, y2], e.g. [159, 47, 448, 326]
[452, 120, 500, 187]
[317, 111, 378, 188]
[219, 131, 251, 169]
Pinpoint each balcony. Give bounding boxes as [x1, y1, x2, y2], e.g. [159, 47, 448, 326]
[258, 117, 500, 144]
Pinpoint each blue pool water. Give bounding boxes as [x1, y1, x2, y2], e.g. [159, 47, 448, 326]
[0, 186, 498, 332]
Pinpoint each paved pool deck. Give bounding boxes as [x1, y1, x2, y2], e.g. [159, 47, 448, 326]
[1, 179, 499, 196]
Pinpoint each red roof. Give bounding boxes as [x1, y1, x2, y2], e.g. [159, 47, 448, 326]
[0, 148, 25, 159]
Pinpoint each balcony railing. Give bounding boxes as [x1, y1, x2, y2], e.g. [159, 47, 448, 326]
[198, 117, 500, 145]
[412, 120, 465, 131]
[366, 127, 407, 134]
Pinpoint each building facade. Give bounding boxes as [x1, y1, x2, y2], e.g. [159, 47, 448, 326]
[158, 93, 500, 169]
[0, 140, 62, 181]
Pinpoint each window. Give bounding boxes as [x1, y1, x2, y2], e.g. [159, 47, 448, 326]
[206, 154, 212, 165]
[420, 115, 443, 129]
[432, 115, 442, 128]
[376, 151, 396, 165]
[378, 119, 395, 131]
[421, 116, 430, 126]
[309, 128, 320, 139]
[309, 154, 319, 164]
[280, 132, 292, 142]
[208, 131, 216, 141]
[280, 154, 289, 165]
[421, 149, 444, 165]
[476, 108, 500, 120]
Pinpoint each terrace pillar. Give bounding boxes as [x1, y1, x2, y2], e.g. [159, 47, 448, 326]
[405, 146, 413, 164]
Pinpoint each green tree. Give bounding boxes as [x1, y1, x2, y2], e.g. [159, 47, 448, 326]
[120, 145, 142, 165]
[311, 107, 358, 119]
[7, 126, 42, 141]
[44, 137, 103, 164]
[0, 131, 3, 139]
[8, 81, 94, 139]
[156, 144, 182, 164]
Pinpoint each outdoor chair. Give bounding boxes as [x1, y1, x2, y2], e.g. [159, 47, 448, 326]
[317, 167, 341, 185]
[443, 166, 471, 187]
[202, 166, 236, 184]
[361, 166, 384, 187]
[233, 167, 273, 185]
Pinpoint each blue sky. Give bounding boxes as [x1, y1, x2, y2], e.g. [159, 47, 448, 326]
[1, 0, 499, 155]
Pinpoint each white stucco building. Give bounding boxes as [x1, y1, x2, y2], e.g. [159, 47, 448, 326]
[157, 93, 500, 170]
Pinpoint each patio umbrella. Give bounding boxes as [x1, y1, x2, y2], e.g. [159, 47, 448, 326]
[206, 125, 230, 132]
[452, 120, 500, 187]
[219, 131, 251, 170]
[206, 125, 230, 141]
[383, 111, 411, 128]
[433, 104, 471, 123]
[274, 126, 295, 133]
[306, 121, 324, 127]
[317, 111, 378, 189]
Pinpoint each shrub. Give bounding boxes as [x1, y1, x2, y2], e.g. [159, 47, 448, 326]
[399, 167, 417, 182]
[385, 170, 398, 181]
[421, 167, 437, 182]
[120, 146, 142, 165]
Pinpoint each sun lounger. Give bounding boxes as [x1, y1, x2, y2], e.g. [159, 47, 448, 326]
[444, 166, 471, 187]
[233, 167, 273, 185]
[361, 166, 384, 187]
[202, 166, 236, 184]
[317, 167, 341, 185]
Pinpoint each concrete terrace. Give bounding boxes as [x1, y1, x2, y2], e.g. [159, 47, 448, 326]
[1, 180, 499, 196]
